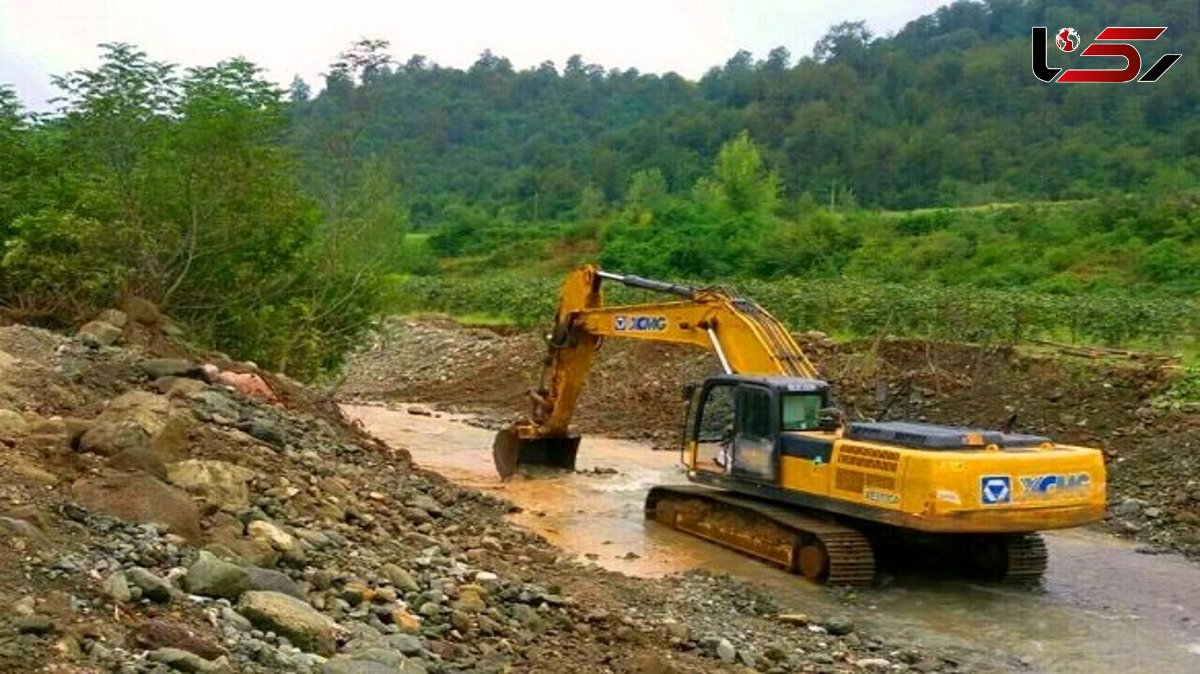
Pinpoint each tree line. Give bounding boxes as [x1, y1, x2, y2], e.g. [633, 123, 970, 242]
[288, 0, 1199, 294]
[288, 0, 1198, 223]
[3, 0, 1198, 378]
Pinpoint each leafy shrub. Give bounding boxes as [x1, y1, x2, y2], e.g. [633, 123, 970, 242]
[1, 211, 135, 324]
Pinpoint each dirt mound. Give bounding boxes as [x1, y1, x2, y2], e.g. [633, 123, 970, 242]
[0, 318, 973, 673]
[340, 317, 719, 441]
[340, 317, 1200, 560]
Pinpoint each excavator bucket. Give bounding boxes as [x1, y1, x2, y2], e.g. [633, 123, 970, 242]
[492, 428, 580, 479]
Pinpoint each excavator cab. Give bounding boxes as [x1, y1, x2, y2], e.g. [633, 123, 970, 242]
[685, 376, 833, 482]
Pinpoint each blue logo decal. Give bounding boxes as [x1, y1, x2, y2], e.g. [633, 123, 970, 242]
[1019, 473, 1090, 495]
[981, 475, 1012, 505]
[614, 315, 667, 332]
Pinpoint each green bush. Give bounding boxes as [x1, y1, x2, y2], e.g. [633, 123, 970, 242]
[0, 45, 386, 380]
[1, 211, 134, 324]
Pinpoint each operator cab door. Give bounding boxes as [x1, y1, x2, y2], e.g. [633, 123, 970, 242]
[730, 385, 778, 483]
[690, 381, 780, 483]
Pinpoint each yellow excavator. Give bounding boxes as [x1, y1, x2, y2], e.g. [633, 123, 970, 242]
[494, 265, 1107, 585]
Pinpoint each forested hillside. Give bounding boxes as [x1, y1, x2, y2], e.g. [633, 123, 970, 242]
[290, 0, 1198, 219]
[285, 0, 1200, 295]
[2, 0, 1199, 378]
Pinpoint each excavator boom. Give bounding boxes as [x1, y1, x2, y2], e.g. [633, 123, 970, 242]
[494, 264, 818, 477]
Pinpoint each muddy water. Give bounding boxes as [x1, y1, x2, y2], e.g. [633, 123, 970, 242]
[345, 404, 1200, 674]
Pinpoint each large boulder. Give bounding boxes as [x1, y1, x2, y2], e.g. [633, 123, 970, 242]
[126, 567, 173, 603]
[149, 412, 196, 462]
[99, 390, 171, 436]
[158, 377, 209, 399]
[245, 567, 305, 599]
[71, 473, 201, 541]
[184, 551, 249, 600]
[76, 321, 123, 347]
[78, 421, 150, 457]
[237, 591, 337, 656]
[134, 618, 227, 659]
[108, 446, 168, 479]
[246, 520, 296, 553]
[166, 460, 254, 510]
[188, 390, 241, 425]
[205, 513, 279, 567]
[101, 571, 132, 602]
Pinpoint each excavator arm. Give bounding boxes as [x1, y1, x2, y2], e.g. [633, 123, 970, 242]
[493, 264, 819, 477]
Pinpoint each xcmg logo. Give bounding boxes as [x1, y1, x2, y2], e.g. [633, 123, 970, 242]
[613, 315, 667, 332]
[1018, 472, 1091, 496]
[1032, 26, 1182, 83]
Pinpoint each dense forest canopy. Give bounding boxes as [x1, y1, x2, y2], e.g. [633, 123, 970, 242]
[289, 0, 1199, 220]
[2, 0, 1199, 375]
[283, 0, 1200, 295]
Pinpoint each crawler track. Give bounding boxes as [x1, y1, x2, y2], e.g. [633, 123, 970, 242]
[988, 533, 1048, 584]
[645, 485, 876, 586]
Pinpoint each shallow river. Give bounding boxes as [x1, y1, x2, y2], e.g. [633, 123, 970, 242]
[344, 404, 1200, 674]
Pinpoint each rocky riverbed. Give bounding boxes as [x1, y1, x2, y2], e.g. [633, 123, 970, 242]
[0, 311, 975, 673]
[341, 317, 1200, 561]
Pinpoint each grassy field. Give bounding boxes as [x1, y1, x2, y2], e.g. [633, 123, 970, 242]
[386, 275, 1199, 356]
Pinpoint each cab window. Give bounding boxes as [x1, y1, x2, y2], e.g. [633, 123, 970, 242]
[696, 383, 735, 442]
[736, 387, 772, 439]
[781, 393, 823, 431]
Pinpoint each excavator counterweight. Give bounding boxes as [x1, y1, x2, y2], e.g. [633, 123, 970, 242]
[493, 264, 1107, 584]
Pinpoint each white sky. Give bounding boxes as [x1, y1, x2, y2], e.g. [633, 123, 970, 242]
[0, 0, 947, 110]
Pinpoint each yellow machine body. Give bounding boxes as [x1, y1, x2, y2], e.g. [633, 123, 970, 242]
[683, 433, 1106, 534]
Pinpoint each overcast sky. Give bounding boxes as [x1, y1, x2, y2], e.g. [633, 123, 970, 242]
[1, 0, 947, 110]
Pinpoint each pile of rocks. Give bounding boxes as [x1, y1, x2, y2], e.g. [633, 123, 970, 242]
[339, 318, 536, 402]
[0, 313, 976, 673]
